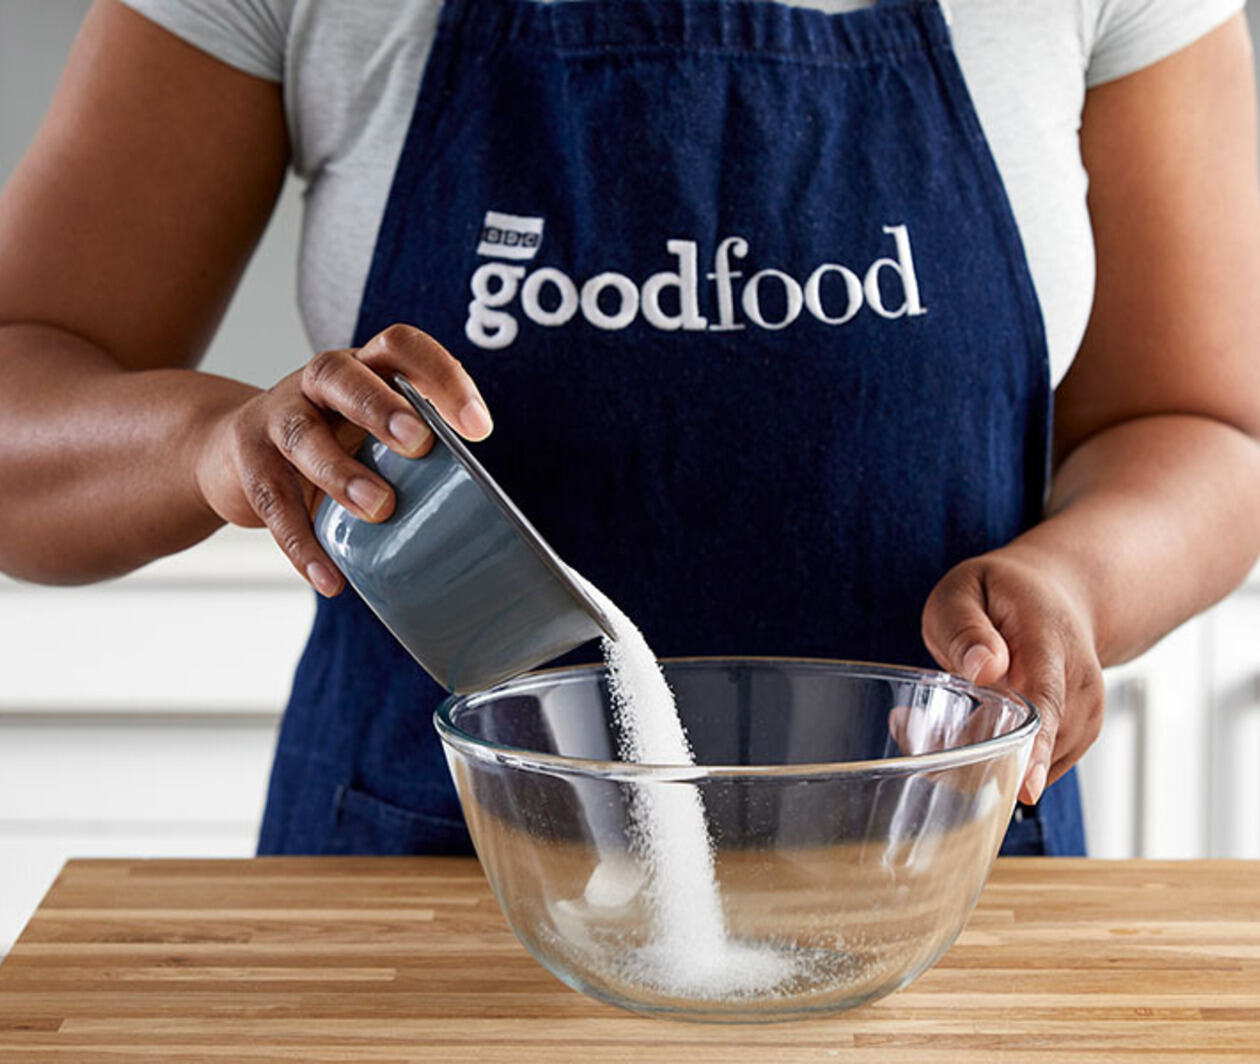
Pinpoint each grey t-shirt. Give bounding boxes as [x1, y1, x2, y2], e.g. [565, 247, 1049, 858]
[120, 0, 1243, 386]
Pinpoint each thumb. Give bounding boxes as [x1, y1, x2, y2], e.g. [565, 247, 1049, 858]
[922, 563, 1011, 685]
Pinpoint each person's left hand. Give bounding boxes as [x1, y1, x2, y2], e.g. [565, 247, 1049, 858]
[920, 547, 1105, 805]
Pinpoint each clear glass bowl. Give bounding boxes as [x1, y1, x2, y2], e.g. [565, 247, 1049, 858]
[435, 658, 1038, 1022]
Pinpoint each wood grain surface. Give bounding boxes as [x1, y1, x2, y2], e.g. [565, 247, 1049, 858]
[0, 857, 1257, 1062]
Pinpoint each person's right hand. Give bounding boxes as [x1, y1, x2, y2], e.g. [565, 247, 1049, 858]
[193, 324, 493, 596]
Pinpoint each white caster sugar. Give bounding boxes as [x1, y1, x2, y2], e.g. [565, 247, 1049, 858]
[576, 576, 802, 998]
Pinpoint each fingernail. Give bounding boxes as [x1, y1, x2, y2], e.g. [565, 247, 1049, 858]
[458, 397, 493, 439]
[1026, 762, 1048, 805]
[961, 645, 990, 681]
[306, 561, 340, 597]
[388, 412, 430, 453]
[346, 477, 390, 519]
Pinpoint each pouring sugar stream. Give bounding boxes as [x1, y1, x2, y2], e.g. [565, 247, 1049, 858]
[574, 575, 811, 998]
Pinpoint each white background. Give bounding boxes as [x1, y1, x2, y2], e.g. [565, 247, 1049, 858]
[1, 1, 1259, 954]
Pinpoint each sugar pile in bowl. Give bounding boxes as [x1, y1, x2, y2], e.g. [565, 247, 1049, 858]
[574, 577, 808, 1000]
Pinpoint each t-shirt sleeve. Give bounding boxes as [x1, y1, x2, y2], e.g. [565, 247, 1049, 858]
[1087, 0, 1245, 87]
[117, 0, 288, 82]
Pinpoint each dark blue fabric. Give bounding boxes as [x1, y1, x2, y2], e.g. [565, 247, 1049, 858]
[258, 0, 1085, 859]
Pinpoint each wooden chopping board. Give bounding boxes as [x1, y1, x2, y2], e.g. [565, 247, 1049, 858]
[0, 857, 1257, 1062]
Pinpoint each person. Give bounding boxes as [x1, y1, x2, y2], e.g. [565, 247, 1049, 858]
[1, 0, 1258, 858]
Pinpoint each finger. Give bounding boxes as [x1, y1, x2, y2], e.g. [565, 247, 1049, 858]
[303, 423, 374, 518]
[237, 443, 345, 597]
[922, 564, 1011, 685]
[356, 323, 493, 440]
[1044, 664, 1105, 789]
[1007, 640, 1066, 806]
[887, 704, 911, 752]
[301, 347, 435, 458]
[265, 397, 397, 524]
[1020, 733, 1054, 806]
[888, 701, 995, 801]
[888, 694, 1000, 758]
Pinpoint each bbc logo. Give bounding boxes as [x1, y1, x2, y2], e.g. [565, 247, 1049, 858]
[477, 210, 545, 260]
[481, 227, 540, 250]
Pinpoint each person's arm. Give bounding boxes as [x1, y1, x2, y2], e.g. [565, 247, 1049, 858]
[921, 12, 1260, 805]
[0, 0, 488, 593]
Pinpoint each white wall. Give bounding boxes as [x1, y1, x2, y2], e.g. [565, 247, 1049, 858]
[1, 2, 1259, 956]
[0, 0, 309, 387]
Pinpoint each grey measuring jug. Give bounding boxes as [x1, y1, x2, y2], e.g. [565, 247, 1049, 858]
[314, 375, 614, 693]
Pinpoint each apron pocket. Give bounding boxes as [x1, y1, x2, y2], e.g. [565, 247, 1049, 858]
[327, 783, 475, 856]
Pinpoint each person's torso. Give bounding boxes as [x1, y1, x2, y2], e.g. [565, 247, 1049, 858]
[263, 0, 1085, 859]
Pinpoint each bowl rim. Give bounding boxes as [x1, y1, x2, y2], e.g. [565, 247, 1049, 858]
[434, 656, 1040, 782]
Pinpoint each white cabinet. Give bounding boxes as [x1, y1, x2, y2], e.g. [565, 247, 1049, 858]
[0, 715, 280, 963]
[1078, 618, 1207, 858]
[0, 527, 310, 955]
[1206, 585, 1260, 858]
[1078, 567, 1260, 859]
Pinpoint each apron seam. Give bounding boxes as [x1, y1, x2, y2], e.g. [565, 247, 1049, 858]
[550, 45, 930, 67]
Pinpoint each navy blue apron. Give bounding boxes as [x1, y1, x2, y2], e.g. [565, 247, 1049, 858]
[258, 0, 1086, 858]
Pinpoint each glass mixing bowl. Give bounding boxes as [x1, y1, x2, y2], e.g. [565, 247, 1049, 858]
[435, 658, 1038, 1022]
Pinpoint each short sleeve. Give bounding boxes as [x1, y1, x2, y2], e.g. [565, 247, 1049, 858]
[117, 0, 289, 83]
[1086, 0, 1245, 87]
